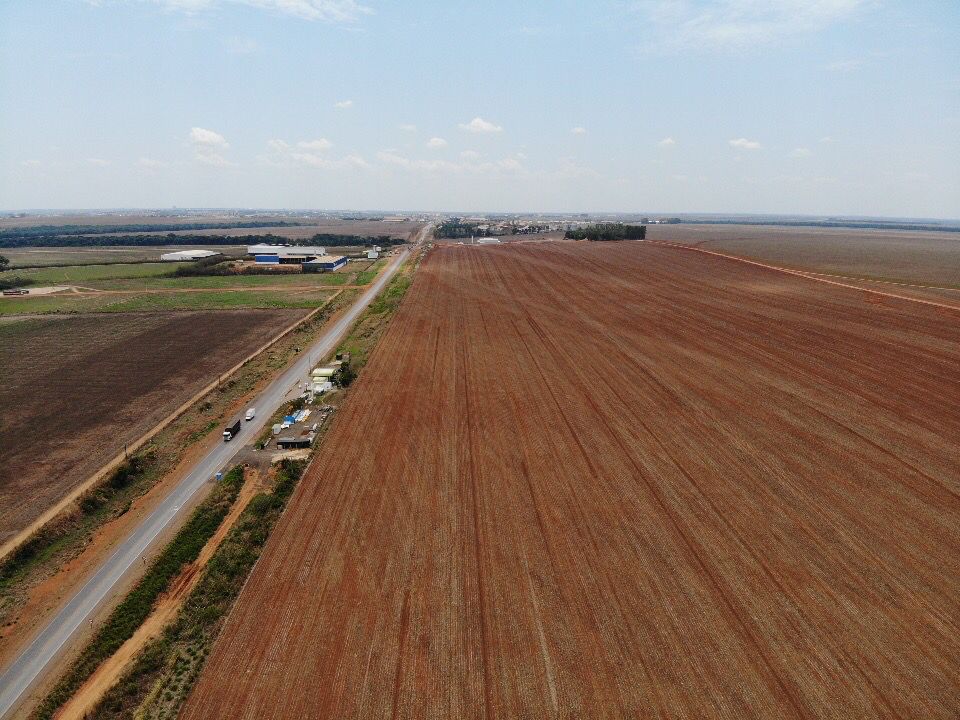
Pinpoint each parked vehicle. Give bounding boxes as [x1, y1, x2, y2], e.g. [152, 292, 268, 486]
[2, 288, 29, 296]
[245, 407, 256, 421]
[223, 419, 241, 441]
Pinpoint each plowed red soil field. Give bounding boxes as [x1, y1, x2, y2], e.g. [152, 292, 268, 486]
[182, 242, 960, 719]
[0, 309, 306, 543]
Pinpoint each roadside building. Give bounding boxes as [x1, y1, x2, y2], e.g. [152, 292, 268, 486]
[160, 249, 221, 261]
[302, 255, 348, 272]
[366, 249, 379, 259]
[277, 435, 315, 449]
[247, 244, 326, 265]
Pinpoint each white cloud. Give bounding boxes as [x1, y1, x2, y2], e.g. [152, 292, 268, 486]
[224, 36, 259, 54]
[86, 158, 110, 166]
[553, 156, 601, 180]
[637, 0, 867, 52]
[426, 137, 448, 149]
[189, 126, 229, 149]
[791, 147, 811, 158]
[819, 135, 836, 143]
[111, 0, 372, 23]
[263, 138, 367, 169]
[826, 58, 864, 72]
[20, 159, 42, 167]
[137, 157, 168, 168]
[571, 126, 587, 135]
[289, 152, 368, 169]
[196, 152, 236, 167]
[297, 138, 333, 151]
[375, 149, 524, 176]
[658, 136, 676, 148]
[189, 126, 234, 166]
[729, 137, 762, 151]
[334, 99, 354, 109]
[399, 124, 417, 132]
[459, 117, 503, 134]
[510, 24, 561, 37]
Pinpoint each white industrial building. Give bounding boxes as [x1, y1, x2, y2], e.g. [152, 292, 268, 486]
[159, 249, 222, 262]
[247, 244, 327, 264]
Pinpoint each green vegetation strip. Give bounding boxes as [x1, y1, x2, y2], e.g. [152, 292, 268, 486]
[0, 262, 187, 286]
[337, 264, 413, 373]
[0, 288, 338, 315]
[0, 456, 162, 627]
[31, 467, 246, 720]
[84, 460, 306, 720]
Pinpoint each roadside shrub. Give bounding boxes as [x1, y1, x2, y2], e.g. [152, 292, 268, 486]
[0, 276, 34, 290]
[32, 466, 246, 720]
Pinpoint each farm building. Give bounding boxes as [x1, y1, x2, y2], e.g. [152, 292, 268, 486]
[247, 244, 326, 265]
[160, 249, 222, 262]
[367, 250, 379, 259]
[303, 255, 348, 273]
[277, 435, 314, 449]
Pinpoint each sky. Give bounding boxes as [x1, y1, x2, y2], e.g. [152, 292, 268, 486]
[1, 0, 958, 217]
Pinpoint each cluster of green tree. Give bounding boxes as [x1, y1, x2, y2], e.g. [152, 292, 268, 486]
[0, 254, 31, 290]
[168, 255, 306, 278]
[335, 362, 356, 387]
[167, 256, 235, 277]
[309, 233, 404, 247]
[0, 220, 293, 242]
[434, 220, 489, 239]
[0, 275, 34, 290]
[564, 223, 647, 241]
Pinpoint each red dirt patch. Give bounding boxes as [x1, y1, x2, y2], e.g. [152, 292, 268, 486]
[182, 242, 959, 718]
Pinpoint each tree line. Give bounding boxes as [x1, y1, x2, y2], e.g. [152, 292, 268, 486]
[0, 221, 295, 242]
[564, 224, 647, 241]
[0, 232, 407, 249]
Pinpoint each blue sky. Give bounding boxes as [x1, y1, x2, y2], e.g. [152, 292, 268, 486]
[1, 0, 958, 216]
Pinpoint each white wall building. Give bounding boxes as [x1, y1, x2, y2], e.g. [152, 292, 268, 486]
[160, 249, 222, 261]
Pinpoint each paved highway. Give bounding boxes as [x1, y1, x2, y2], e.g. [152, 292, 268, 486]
[0, 240, 417, 719]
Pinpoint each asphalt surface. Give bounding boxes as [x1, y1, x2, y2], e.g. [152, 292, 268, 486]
[0, 244, 413, 719]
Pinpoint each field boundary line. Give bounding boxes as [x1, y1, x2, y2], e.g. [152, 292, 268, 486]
[646, 240, 960, 312]
[0, 293, 341, 563]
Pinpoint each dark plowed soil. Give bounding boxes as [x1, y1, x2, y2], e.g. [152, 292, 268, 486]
[0, 309, 305, 543]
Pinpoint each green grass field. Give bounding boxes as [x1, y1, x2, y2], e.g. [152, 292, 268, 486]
[0, 288, 337, 315]
[0, 254, 389, 315]
[0, 262, 188, 286]
[354, 259, 386, 285]
[1, 246, 249, 269]
[91, 272, 352, 291]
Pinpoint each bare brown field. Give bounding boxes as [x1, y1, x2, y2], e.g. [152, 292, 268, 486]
[0, 310, 306, 543]
[182, 241, 959, 719]
[649, 223, 960, 287]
